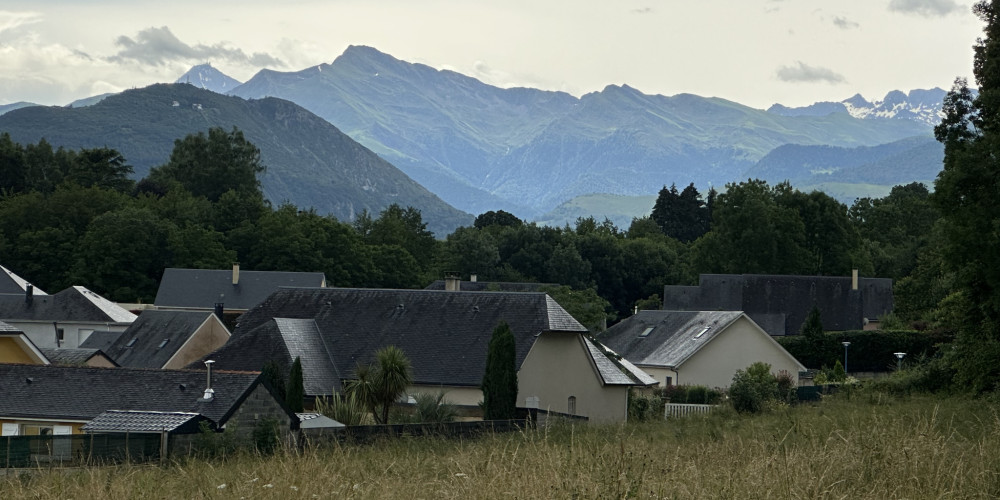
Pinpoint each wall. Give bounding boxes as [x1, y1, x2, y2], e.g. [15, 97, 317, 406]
[518, 332, 629, 423]
[12, 321, 128, 349]
[0, 337, 43, 364]
[678, 316, 803, 389]
[223, 383, 294, 437]
[408, 385, 482, 407]
[163, 317, 230, 369]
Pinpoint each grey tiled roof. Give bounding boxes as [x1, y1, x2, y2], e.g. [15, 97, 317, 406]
[82, 410, 208, 433]
[101, 310, 221, 369]
[0, 320, 21, 332]
[663, 273, 894, 336]
[598, 310, 744, 369]
[201, 288, 590, 394]
[583, 336, 657, 386]
[0, 265, 46, 295]
[39, 348, 114, 366]
[0, 286, 136, 323]
[79, 331, 123, 352]
[154, 268, 326, 310]
[0, 364, 271, 425]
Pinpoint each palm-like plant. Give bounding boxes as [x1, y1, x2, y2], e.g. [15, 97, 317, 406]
[344, 345, 413, 424]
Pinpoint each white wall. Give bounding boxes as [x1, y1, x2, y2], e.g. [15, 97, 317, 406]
[10, 321, 128, 349]
[678, 316, 804, 389]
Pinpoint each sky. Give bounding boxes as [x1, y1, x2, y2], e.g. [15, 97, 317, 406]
[0, 0, 986, 110]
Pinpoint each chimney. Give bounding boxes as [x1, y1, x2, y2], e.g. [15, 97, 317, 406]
[25, 285, 32, 306]
[444, 272, 460, 292]
[470, 274, 478, 283]
[232, 263, 240, 285]
[203, 360, 215, 401]
[214, 302, 224, 320]
[851, 269, 858, 291]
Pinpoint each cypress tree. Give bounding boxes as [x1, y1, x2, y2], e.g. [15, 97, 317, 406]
[482, 321, 518, 420]
[286, 356, 304, 413]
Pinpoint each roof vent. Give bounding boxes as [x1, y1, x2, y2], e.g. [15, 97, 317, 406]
[472, 305, 480, 312]
[202, 360, 215, 401]
[25, 377, 33, 384]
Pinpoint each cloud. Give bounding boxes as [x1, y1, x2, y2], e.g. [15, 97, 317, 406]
[632, 7, 653, 14]
[0, 10, 41, 35]
[776, 61, 847, 84]
[888, 0, 964, 17]
[832, 16, 860, 29]
[108, 26, 283, 67]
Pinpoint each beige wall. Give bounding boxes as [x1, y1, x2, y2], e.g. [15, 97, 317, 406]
[13, 321, 128, 349]
[85, 355, 117, 368]
[639, 366, 677, 388]
[163, 316, 230, 369]
[677, 316, 804, 389]
[0, 337, 44, 364]
[518, 332, 630, 422]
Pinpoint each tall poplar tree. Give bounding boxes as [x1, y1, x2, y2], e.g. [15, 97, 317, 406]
[934, 1, 1000, 392]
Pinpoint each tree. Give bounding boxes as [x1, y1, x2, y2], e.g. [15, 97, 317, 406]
[801, 306, 824, 339]
[650, 183, 710, 242]
[482, 321, 518, 420]
[729, 362, 779, 414]
[345, 345, 413, 424]
[474, 210, 523, 229]
[261, 360, 288, 403]
[286, 356, 304, 413]
[933, 1, 1000, 392]
[147, 127, 265, 202]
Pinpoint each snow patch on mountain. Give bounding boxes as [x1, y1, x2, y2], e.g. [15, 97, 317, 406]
[175, 63, 242, 94]
[769, 88, 951, 127]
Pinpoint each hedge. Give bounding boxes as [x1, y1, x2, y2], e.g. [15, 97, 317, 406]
[777, 330, 954, 372]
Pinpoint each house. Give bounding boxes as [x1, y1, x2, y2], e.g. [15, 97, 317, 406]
[662, 272, 894, 336]
[153, 264, 327, 313]
[0, 364, 298, 437]
[598, 310, 807, 390]
[82, 310, 230, 370]
[199, 288, 655, 422]
[424, 274, 556, 292]
[0, 286, 136, 349]
[1, 320, 115, 367]
[0, 265, 46, 295]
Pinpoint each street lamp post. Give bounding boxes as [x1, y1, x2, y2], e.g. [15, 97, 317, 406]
[842, 341, 851, 374]
[894, 352, 906, 371]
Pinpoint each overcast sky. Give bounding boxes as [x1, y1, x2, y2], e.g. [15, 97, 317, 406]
[0, 0, 985, 109]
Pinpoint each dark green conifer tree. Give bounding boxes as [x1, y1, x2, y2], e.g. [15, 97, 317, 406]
[482, 321, 518, 420]
[286, 356, 304, 413]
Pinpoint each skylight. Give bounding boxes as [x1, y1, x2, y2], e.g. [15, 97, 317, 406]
[639, 327, 654, 338]
[125, 337, 137, 348]
[157, 339, 169, 349]
[695, 327, 710, 338]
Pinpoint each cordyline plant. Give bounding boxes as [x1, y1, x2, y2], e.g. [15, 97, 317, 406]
[344, 345, 413, 424]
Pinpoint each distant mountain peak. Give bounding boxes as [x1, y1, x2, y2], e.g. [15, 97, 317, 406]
[176, 64, 242, 94]
[769, 88, 948, 127]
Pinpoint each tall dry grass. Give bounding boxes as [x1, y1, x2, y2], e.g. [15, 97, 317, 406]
[2, 394, 999, 499]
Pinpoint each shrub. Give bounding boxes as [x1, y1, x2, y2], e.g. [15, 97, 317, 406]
[627, 390, 665, 422]
[315, 391, 369, 426]
[413, 391, 458, 423]
[657, 384, 724, 405]
[729, 362, 779, 414]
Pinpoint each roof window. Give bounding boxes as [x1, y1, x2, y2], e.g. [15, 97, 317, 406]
[639, 327, 654, 338]
[125, 337, 137, 348]
[695, 327, 710, 338]
[157, 339, 170, 349]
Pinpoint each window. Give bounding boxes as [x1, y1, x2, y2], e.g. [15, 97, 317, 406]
[639, 327, 654, 338]
[567, 396, 577, 415]
[157, 339, 170, 349]
[695, 327, 710, 338]
[125, 337, 137, 347]
[665, 376, 673, 386]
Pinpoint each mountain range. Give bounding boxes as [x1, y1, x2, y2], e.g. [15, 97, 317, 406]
[0, 84, 471, 236]
[0, 45, 953, 233]
[225, 45, 938, 219]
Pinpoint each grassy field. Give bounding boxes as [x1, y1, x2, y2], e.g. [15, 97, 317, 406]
[2, 393, 999, 499]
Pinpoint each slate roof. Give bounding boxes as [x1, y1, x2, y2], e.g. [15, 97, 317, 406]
[0, 265, 46, 295]
[598, 310, 745, 369]
[82, 410, 209, 433]
[662, 274, 894, 336]
[200, 288, 591, 394]
[424, 280, 556, 292]
[39, 348, 115, 366]
[79, 331, 124, 352]
[154, 267, 327, 311]
[100, 310, 222, 369]
[0, 364, 271, 425]
[0, 286, 137, 323]
[0, 320, 21, 333]
[583, 336, 658, 386]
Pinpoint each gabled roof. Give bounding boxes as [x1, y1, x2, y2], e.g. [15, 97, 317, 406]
[598, 310, 745, 369]
[154, 267, 327, 311]
[0, 364, 275, 425]
[201, 288, 589, 393]
[79, 331, 124, 352]
[0, 329, 49, 365]
[0, 265, 46, 295]
[39, 348, 117, 366]
[101, 310, 224, 369]
[82, 410, 209, 433]
[583, 336, 658, 386]
[0, 286, 137, 323]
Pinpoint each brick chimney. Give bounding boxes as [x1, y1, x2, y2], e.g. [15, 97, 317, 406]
[444, 272, 460, 291]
